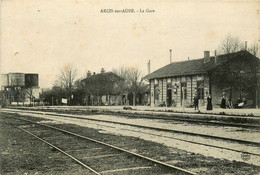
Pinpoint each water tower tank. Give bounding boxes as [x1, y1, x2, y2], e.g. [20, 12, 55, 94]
[1, 74, 9, 87]
[25, 74, 39, 87]
[8, 73, 25, 86]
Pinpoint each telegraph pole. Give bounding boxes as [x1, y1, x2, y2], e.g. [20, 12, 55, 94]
[169, 49, 172, 63]
[256, 73, 259, 109]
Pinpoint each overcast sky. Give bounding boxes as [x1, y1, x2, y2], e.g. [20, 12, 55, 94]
[1, 0, 259, 88]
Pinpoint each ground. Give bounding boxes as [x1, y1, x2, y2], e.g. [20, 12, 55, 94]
[0, 111, 260, 175]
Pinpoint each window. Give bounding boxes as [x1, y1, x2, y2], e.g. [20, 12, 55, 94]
[197, 81, 204, 99]
[154, 79, 158, 85]
[167, 84, 172, 89]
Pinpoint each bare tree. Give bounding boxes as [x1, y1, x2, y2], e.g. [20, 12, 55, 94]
[112, 67, 130, 105]
[218, 33, 243, 54]
[26, 87, 34, 106]
[210, 54, 258, 104]
[128, 68, 142, 106]
[113, 67, 144, 106]
[112, 67, 128, 81]
[248, 42, 259, 57]
[126, 67, 143, 106]
[20, 88, 26, 106]
[55, 64, 78, 105]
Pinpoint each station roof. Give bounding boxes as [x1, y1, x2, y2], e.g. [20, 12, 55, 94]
[143, 51, 257, 80]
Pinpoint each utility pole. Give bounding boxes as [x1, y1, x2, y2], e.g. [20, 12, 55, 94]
[169, 49, 172, 63]
[256, 86, 258, 109]
[256, 72, 259, 109]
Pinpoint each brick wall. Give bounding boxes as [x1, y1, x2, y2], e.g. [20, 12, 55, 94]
[150, 79, 154, 106]
[186, 76, 192, 106]
[176, 77, 181, 106]
[149, 74, 210, 107]
[159, 79, 163, 103]
[162, 78, 167, 103]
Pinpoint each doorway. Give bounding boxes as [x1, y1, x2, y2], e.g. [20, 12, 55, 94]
[167, 88, 172, 107]
[181, 82, 187, 106]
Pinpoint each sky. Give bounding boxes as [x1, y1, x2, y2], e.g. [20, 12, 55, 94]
[1, 0, 259, 88]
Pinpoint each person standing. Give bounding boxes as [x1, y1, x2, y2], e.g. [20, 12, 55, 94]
[194, 95, 199, 110]
[220, 95, 226, 108]
[206, 94, 213, 110]
[227, 98, 233, 109]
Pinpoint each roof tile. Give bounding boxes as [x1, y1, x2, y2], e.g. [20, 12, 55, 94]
[143, 51, 250, 79]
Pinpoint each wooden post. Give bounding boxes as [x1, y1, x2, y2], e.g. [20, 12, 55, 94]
[256, 78, 259, 109]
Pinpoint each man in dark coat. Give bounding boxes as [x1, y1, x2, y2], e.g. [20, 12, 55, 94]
[220, 95, 226, 108]
[207, 94, 213, 110]
[194, 96, 199, 110]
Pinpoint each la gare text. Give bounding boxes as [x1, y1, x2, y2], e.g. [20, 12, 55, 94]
[100, 9, 155, 13]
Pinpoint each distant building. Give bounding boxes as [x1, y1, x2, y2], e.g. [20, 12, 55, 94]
[143, 51, 260, 108]
[81, 70, 123, 106]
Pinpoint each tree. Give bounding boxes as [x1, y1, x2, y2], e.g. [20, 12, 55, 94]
[127, 67, 143, 106]
[210, 53, 258, 103]
[113, 67, 143, 106]
[26, 87, 34, 106]
[40, 87, 66, 105]
[55, 64, 78, 105]
[112, 67, 130, 105]
[248, 42, 259, 57]
[72, 79, 87, 105]
[218, 33, 243, 54]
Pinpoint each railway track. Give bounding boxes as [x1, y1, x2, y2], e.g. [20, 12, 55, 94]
[4, 115, 196, 175]
[3, 109, 260, 147]
[12, 107, 260, 128]
[2, 108, 260, 161]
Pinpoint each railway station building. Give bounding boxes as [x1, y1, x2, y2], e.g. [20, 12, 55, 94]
[143, 50, 260, 108]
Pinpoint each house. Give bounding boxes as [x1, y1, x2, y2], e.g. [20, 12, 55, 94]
[81, 70, 124, 106]
[143, 50, 260, 108]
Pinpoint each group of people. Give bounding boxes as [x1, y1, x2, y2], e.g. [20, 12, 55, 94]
[220, 95, 245, 109]
[194, 92, 246, 110]
[193, 94, 212, 111]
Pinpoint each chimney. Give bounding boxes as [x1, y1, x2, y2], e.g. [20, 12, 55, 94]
[147, 60, 151, 74]
[169, 49, 172, 63]
[204, 51, 210, 63]
[214, 50, 217, 64]
[245, 41, 247, 50]
[87, 70, 91, 78]
[101, 68, 105, 74]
